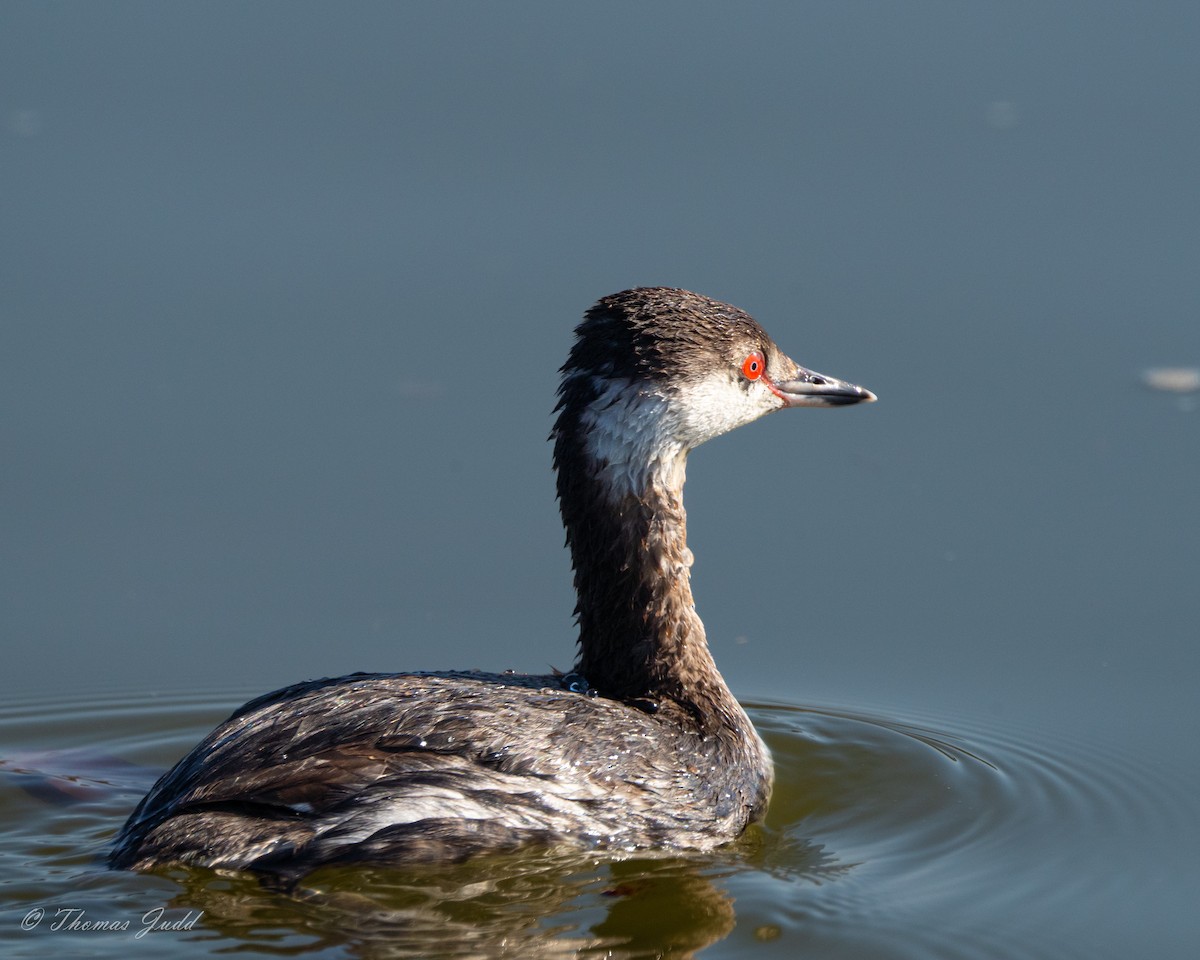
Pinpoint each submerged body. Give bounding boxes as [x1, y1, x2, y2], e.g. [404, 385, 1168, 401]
[110, 288, 874, 877]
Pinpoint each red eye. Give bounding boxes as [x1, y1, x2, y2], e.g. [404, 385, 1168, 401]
[741, 351, 765, 381]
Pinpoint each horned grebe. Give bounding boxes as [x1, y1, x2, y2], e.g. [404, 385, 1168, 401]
[109, 287, 875, 878]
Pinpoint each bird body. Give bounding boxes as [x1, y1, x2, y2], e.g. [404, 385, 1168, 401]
[110, 288, 874, 877]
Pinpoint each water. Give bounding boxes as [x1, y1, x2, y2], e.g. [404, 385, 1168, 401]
[0, 688, 1186, 959]
[3, 1, 1199, 956]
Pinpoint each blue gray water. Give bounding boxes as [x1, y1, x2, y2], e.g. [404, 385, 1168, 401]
[2, 2, 1198, 957]
[3, 688, 1190, 959]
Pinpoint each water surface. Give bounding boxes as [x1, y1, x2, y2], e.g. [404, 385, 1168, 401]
[3, 2, 1198, 956]
[1, 688, 1185, 958]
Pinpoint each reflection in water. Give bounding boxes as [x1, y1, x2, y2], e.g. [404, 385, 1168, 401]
[155, 839, 855, 959]
[160, 856, 743, 958]
[0, 692, 1189, 960]
[142, 811, 846, 957]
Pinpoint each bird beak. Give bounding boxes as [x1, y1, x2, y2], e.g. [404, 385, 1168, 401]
[767, 365, 877, 408]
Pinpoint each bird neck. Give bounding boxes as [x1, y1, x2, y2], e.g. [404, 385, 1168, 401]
[555, 422, 743, 732]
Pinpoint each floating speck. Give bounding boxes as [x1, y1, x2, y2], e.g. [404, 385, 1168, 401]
[1142, 367, 1200, 394]
[986, 100, 1020, 130]
[394, 379, 447, 399]
[7, 109, 42, 138]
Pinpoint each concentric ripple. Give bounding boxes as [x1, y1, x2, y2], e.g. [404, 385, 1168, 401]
[739, 699, 1193, 959]
[0, 689, 1191, 960]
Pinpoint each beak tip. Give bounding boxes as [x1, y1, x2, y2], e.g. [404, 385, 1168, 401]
[772, 368, 877, 408]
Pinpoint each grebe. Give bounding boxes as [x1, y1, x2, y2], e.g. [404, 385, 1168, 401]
[109, 287, 875, 878]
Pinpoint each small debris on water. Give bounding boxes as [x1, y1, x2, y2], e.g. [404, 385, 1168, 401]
[1142, 367, 1200, 394]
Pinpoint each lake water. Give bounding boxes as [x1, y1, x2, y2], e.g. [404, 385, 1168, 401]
[4, 687, 1190, 959]
[3, 2, 1198, 957]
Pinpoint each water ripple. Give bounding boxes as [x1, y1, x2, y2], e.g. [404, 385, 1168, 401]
[0, 689, 1190, 960]
[744, 699, 1191, 957]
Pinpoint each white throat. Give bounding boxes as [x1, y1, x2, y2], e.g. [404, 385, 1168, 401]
[575, 372, 780, 502]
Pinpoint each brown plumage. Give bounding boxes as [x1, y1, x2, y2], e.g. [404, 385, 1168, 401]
[109, 288, 874, 879]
